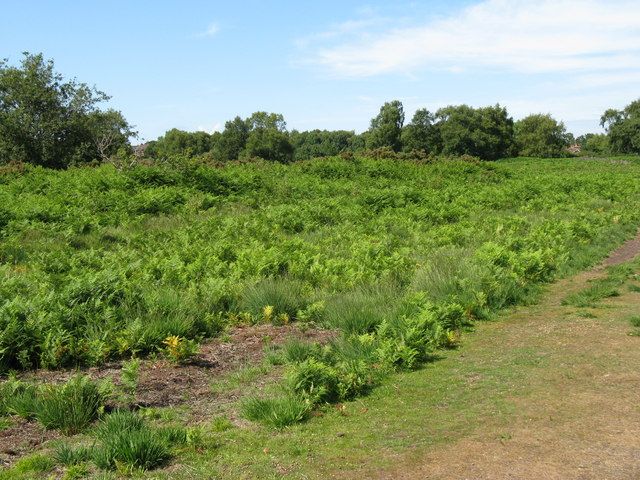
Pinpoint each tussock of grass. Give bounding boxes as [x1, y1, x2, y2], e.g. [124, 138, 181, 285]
[36, 375, 108, 435]
[240, 277, 308, 321]
[54, 443, 92, 466]
[241, 395, 310, 429]
[628, 315, 640, 328]
[92, 411, 171, 471]
[322, 286, 397, 334]
[562, 265, 633, 307]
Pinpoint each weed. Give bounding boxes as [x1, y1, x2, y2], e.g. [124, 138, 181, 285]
[162, 335, 199, 364]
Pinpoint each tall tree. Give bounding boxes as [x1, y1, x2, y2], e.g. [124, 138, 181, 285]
[600, 99, 640, 154]
[434, 104, 514, 160]
[366, 100, 405, 152]
[402, 109, 438, 153]
[0, 53, 134, 167]
[514, 114, 570, 157]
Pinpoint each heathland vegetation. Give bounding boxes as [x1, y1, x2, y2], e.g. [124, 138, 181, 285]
[1, 53, 640, 477]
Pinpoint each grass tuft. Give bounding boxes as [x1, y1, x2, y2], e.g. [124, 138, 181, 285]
[241, 395, 310, 429]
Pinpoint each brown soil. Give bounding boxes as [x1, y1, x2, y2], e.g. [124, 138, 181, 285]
[603, 229, 640, 266]
[371, 232, 640, 480]
[1, 323, 334, 467]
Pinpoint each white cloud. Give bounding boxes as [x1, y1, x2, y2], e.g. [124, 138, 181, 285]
[197, 122, 222, 134]
[197, 22, 220, 38]
[304, 0, 640, 78]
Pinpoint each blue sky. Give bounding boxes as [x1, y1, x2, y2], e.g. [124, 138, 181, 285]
[2, 0, 639, 140]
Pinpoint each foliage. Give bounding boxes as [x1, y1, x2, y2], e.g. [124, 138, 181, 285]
[162, 335, 199, 364]
[514, 114, 571, 157]
[0, 53, 134, 167]
[241, 395, 310, 428]
[434, 104, 515, 160]
[366, 100, 405, 152]
[92, 411, 171, 471]
[601, 99, 640, 154]
[1, 156, 640, 380]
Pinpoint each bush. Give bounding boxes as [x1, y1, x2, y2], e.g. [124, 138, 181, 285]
[241, 395, 309, 428]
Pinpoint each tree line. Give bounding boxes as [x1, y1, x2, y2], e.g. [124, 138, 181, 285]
[1, 53, 639, 169]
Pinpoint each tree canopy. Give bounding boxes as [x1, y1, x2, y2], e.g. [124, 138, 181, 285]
[0, 53, 134, 167]
[514, 114, 570, 157]
[601, 99, 640, 154]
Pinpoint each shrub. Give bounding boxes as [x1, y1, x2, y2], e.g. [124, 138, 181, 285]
[241, 395, 309, 428]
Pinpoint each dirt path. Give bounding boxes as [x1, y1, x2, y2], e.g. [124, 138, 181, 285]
[372, 234, 640, 480]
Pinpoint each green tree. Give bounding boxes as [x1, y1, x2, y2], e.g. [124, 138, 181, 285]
[576, 133, 609, 155]
[242, 112, 293, 163]
[0, 53, 134, 167]
[514, 114, 570, 157]
[366, 100, 405, 152]
[434, 104, 514, 160]
[215, 116, 250, 161]
[600, 99, 640, 154]
[146, 128, 215, 158]
[402, 109, 438, 153]
[290, 129, 356, 160]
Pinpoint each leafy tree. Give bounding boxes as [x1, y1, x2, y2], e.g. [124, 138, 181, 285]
[600, 99, 640, 154]
[246, 111, 287, 132]
[434, 104, 514, 160]
[576, 133, 609, 155]
[402, 109, 438, 153]
[242, 112, 293, 163]
[514, 114, 570, 157]
[0, 52, 134, 167]
[146, 128, 215, 158]
[216, 116, 250, 161]
[366, 100, 405, 152]
[243, 128, 294, 163]
[290, 129, 356, 160]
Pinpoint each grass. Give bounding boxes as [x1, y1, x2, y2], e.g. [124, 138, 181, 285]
[562, 264, 633, 307]
[240, 277, 309, 321]
[92, 411, 172, 471]
[241, 395, 310, 429]
[36, 375, 108, 434]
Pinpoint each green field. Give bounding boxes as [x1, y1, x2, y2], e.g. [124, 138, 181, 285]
[2, 155, 640, 477]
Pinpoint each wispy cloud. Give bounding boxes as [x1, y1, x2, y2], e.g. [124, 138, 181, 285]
[301, 0, 640, 79]
[197, 22, 220, 38]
